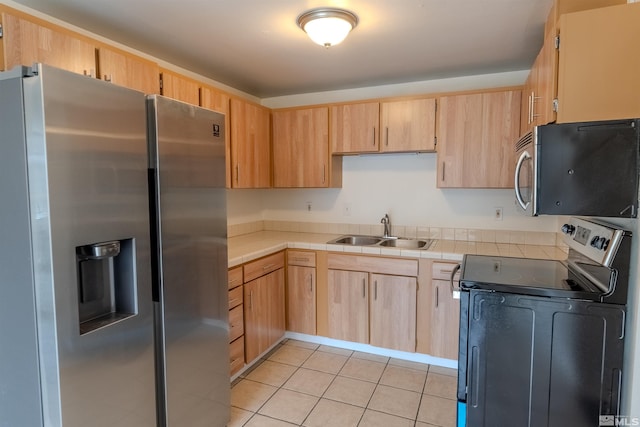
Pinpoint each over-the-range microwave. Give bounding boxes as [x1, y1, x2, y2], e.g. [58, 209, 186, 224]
[515, 119, 639, 218]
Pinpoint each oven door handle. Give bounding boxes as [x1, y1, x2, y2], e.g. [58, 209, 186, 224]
[514, 150, 531, 211]
[450, 263, 461, 299]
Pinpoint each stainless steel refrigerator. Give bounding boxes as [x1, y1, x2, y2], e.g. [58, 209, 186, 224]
[0, 64, 229, 427]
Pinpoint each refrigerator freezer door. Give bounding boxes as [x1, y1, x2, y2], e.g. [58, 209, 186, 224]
[22, 64, 155, 426]
[148, 95, 229, 426]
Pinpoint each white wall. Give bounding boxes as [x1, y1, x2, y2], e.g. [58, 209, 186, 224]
[258, 153, 558, 231]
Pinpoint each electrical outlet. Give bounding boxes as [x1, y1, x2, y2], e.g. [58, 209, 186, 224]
[306, 201, 312, 212]
[494, 207, 503, 221]
[343, 203, 352, 216]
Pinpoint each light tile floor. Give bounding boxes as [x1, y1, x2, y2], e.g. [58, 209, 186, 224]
[230, 339, 457, 427]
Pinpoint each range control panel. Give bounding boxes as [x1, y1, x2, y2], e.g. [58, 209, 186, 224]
[560, 217, 626, 267]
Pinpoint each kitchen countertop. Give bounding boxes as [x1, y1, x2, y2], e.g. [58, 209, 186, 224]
[227, 231, 568, 268]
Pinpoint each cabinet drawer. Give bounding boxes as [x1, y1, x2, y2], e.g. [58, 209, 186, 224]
[328, 253, 418, 276]
[288, 250, 316, 267]
[243, 251, 285, 282]
[230, 336, 244, 376]
[228, 285, 243, 310]
[229, 305, 244, 342]
[432, 262, 460, 282]
[228, 266, 243, 290]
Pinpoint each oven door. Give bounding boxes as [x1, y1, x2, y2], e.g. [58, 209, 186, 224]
[514, 132, 536, 216]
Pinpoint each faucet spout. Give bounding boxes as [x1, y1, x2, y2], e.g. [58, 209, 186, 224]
[380, 213, 391, 238]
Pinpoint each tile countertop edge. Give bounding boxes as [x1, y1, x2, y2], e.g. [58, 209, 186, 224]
[227, 231, 567, 268]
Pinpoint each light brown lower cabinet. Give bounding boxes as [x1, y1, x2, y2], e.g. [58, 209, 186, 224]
[326, 254, 418, 353]
[286, 250, 317, 335]
[417, 259, 460, 360]
[243, 252, 285, 364]
[327, 269, 369, 344]
[228, 266, 244, 376]
[369, 273, 417, 352]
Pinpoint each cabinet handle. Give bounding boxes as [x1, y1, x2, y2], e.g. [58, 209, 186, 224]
[441, 162, 446, 182]
[372, 127, 376, 146]
[250, 290, 253, 311]
[235, 164, 239, 184]
[83, 69, 95, 78]
[309, 274, 313, 292]
[385, 127, 389, 146]
[435, 286, 439, 308]
[290, 257, 308, 262]
[529, 91, 536, 124]
[262, 263, 275, 270]
[374, 280, 378, 300]
[362, 279, 366, 298]
[103, 74, 112, 83]
[323, 164, 326, 184]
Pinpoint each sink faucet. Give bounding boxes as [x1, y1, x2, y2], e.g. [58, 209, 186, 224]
[381, 213, 391, 238]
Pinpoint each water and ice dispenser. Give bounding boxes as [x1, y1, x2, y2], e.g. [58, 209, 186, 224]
[76, 238, 137, 334]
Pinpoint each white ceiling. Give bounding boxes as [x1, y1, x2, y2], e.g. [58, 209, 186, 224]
[9, 0, 553, 98]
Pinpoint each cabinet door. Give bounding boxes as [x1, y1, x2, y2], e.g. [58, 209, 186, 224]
[557, 3, 640, 122]
[229, 98, 271, 188]
[1, 12, 96, 76]
[327, 269, 368, 343]
[331, 102, 379, 153]
[369, 274, 416, 352]
[243, 276, 268, 363]
[201, 87, 231, 187]
[430, 279, 460, 360]
[380, 98, 436, 152]
[273, 107, 330, 188]
[437, 90, 520, 188]
[266, 268, 285, 347]
[97, 47, 159, 94]
[286, 265, 316, 335]
[159, 69, 200, 105]
[520, 54, 539, 137]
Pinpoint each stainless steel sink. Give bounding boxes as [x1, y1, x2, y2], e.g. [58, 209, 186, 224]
[332, 235, 384, 246]
[379, 238, 430, 249]
[327, 235, 434, 250]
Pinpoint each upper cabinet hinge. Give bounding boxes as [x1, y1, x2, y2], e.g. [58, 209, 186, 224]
[554, 35, 560, 49]
[0, 24, 4, 38]
[434, 136, 437, 148]
[552, 98, 559, 112]
[159, 75, 163, 91]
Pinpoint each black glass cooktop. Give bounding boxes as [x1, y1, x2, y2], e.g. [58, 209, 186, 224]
[460, 255, 604, 299]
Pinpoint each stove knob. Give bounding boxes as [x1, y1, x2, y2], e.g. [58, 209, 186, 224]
[561, 224, 576, 234]
[590, 236, 608, 250]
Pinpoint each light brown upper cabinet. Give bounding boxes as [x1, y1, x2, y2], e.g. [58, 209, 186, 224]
[331, 102, 380, 154]
[159, 69, 200, 106]
[380, 98, 437, 152]
[0, 11, 96, 76]
[273, 106, 342, 188]
[437, 89, 521, 189]
[229, 98, 271, 188]
[96, 46, 160, 94]
[520, 0, 628, 133]
[556, 2, 640, 122]
[201, 86, 231, 186]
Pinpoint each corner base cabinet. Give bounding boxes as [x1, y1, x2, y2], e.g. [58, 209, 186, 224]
[243, 252, 285, 364]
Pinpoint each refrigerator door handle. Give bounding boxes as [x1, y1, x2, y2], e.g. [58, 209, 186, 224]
[148, 168, 161, 303]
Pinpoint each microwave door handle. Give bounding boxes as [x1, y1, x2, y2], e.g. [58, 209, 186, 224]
[514, 150, 531, 210]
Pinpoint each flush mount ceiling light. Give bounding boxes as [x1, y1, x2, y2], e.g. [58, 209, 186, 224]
[297, 7, 359, 48]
